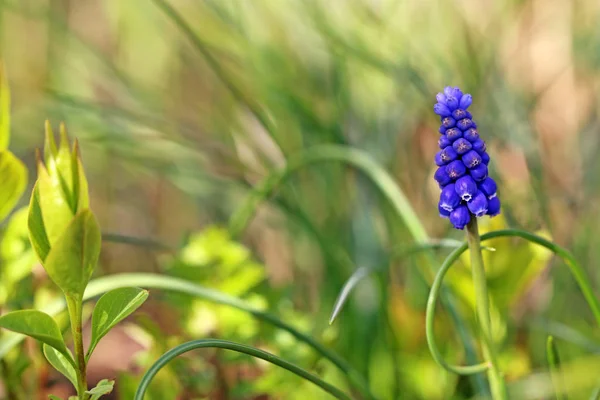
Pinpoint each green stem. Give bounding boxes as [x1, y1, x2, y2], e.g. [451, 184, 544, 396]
[134, 339, 352, 400]
[466, 218, 506, 400]
[66, 295, 87, 400]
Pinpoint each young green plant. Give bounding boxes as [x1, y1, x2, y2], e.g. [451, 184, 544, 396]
[0, 123, 148, 400]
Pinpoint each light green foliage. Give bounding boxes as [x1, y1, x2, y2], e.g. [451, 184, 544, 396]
[88, 287, 149, 359]
[0, 207, 37, 304]
[175, 227, 266, 339]
[0, 63, 10, 151]
[42, 209, 101, 297]
[28, 122, 89, 263]
[0, 150, 27, 224]
[43, 344, 78, 388]
[86, 379, 115, 399]
[0, 310, 72, 363]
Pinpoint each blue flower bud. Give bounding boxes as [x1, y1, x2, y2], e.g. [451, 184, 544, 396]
[463, 128, 479, 142]
[439, 126, 447, 134]
[440, 146, 458, 164]
[472, 138, 486, 154]
[459, 94, 472, 109]
[478, 177, 497, 199]
[439, 204, 451, 218]
[436, 93, 446, 104]
[449, 205, 470, 230]
[434, 103, 452, 117]
[481, 152, 490, 165]
[452, 138, 472, 155]
[450, 87, 463, 100]
[462, 150, 482, 169]
[452, 109, 468, 120]
[446, 160, 466, 180]
[487, 196, 501, 216]
[457, 118, 474, 131]
[470, 163, 488, 181]
[438, 135, 451, 149]
[435, 151, 445, 166]
[467, 191, 489, 217]
[445, 128, 462, 142]
[441, 117, 456, 128]
[444, 86, 454, 97]
[434, 166, 452, 187]
[439, 183, 461, 212]
[455, 175, 478, 201]
[446, 96, 459, 111]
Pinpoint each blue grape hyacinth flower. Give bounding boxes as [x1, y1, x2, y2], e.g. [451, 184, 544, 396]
[434, 87, 500, 229]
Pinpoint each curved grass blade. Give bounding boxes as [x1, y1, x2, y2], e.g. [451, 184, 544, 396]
[329, 267, 370, 324]
[547, 336, 568, 400]
[0, 273, 374, 399]
[328, 239, 494, 325]
[134, 339, 352, 400]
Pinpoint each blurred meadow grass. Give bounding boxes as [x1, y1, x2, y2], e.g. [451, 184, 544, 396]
[2, 0, 600, 398]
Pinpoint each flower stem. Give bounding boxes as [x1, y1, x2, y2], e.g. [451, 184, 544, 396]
[466, 218, 506, 400]
[66, 295, 88, 400]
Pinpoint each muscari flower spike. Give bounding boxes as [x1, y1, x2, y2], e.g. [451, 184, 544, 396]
[434, 87, 500, 229]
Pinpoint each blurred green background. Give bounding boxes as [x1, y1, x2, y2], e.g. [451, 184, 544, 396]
[2, 0, 600, 398]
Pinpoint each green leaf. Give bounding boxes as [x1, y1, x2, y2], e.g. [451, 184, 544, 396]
[0, 150, 27, 223]
[86, 379, 114, 399]
[43, 344, 77, 389]
[28, 184, 52, 263]
[43, 209, 101, 297]
[0, 310, 71, 360]
[48, 395, 63, 400]
[0, 64, 11, 151]
[87, 287, 148, 359]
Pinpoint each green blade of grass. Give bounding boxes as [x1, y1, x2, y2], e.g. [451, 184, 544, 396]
[134, 339, 352, 400]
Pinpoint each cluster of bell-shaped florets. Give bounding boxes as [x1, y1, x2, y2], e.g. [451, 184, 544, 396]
[433, 87, 500, 229]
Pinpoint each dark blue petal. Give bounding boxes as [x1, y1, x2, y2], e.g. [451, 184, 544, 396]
[463, 128, 479, 142]
[457, 118, 474, 131]
[449, 205, 470, 230]
[470, 163, 488, 181]
[442, 117, 456, 128]
[446, 160, 467, 180]
[478, 177, 497, 199]
[452, 138, 472, 155]
[487, 197, 501, 216]
[439, 183, 461, 212]
[451, 87, 463, 101]
[434, 103, 452, 117]
[459, 94, 473, 109]
[441, 146, 458, 163]
[445, 128, 462, 142]
[452, 109, 468, 120]
[434, 166, 452, 187]
[446, 96, 459, 111]
[472, 138, 486, 154]
[439, 126, 447, 134]
[439, 204, 451, 218]
[438, 135, 451, 149]
[455, 175, 478, 202]
[467, 191, 489, 217]
[435, 151, 445, 166]
[481, 152, 490, 165]
[462, 150, 482, 169]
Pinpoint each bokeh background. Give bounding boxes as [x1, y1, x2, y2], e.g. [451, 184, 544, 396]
[2, 0, 600, 398]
